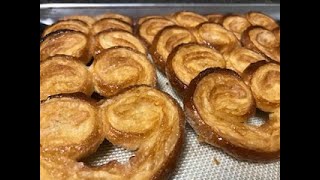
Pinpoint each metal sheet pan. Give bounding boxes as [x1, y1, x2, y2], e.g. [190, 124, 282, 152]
[40, 3, 280, 180]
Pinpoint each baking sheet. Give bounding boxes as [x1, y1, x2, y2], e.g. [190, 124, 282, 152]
[40, 3, 280, 179]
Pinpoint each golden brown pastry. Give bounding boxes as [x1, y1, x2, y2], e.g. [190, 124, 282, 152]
[92, 18, 133, 35]
[41, 19, 90, 38]
[40, 93, 104, 160]
[60, 15, 96, 27]
[273, 27, 280, 42]
[242, 60, 280, 112]
[40, 30, 91, 64]
[137, 17, 175, 46]
[150, 25, 197, 73]
[166, 11, 208, 28]
[246, 12, 279, 31]
[93, 29, 147, 55]
[241, 26, 280, 62]
[137, 15, 165, 25]
[95, 13, 133, 25]
[41, 85, 185, 180]
[89, 47, 156, 97]
[166, 43, 226, 96]
[184, 68, 280, 162]
[222, 14, 252, 40]
[206, 14, 224, 24]
[223, 47, 265, 75]
[40, 55, 94, 101]
[194, 22, 241, 54]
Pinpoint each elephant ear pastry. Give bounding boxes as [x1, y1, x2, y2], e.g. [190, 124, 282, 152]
[41, 19, 90, 38]
[166, 11, 208, 28]
[246, 11, 279, 30]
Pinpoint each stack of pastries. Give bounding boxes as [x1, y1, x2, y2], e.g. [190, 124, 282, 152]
[40, 11, 280, 179]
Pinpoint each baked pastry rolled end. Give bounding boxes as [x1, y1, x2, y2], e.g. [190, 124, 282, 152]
[222, 14, 252, 40]
[166, 11, 208, 28]
[89, 47, 157, 97]
[184, 68, 279, 162]
[40, 93, 103, 160]
[40, 30, 91, 64]
[93, 29, 147, 56]
[40, 55, 94, 101]
[246, 11, 279, 31]
[92, 18, 133, 35]
[41, 19, 90, 38]
[95, 13, 133, 25]
[137, 15, 165, 25]
[206, 14, 224, 24]
[60, 15, 95, 27]
[241, 26, 280, 63]
[166, 43, 226, 96]
[150, 25, 197, 73]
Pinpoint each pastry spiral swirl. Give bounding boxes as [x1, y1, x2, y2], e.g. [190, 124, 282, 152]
[166, 43, 226, 95]
[40, 55, 94, 101]
[92, 18, 133, 35]
[89, 47, 157, 97]
[41, 19, 90, 38]
[41, 86, 185, 180]
[138, 17, 175, 46]
[95, 13, 133, 25]
[40, 30, 91, 64]
[137, 15, 165, 25]
[222, 14, 252, 40]
[241, 26, 280, 62]
[246, 12, 279, 31]
[242, 60, 280, 112]
[60, 15, 96, 27]
[194, 22, 241, 54]
[40, 94, 103, 160]
[93, 29, 147, 55]
[167, 11, 208, 28]
[150, 25, 197, 73]
[184, 68, 280, 161]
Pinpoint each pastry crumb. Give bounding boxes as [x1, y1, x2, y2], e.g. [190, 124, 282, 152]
[213, 158, 220, 165]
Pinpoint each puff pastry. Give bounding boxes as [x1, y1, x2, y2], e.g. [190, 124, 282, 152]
[166, 11, 208, 28]
[150, 25, 197, 72]
[41, 19, 90, 38]
[137, 15, 165, 25]
[241, 26, 280, 62]
[246, 12, 279, 31]
[89, 47, 156, 97]
[93, 29, 147, 55]
[95, 13, 133, 25]
[60, 15, 96, 27]
[222, 14, 252, 40]
[184, 68, 279, 162]
[40, 30, 91, 64]
[206, 14, 224, 24]
[92, 18, 133, 35]
[166, 43, 226, 96]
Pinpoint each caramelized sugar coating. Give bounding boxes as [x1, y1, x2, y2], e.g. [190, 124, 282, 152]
[166, 11, 208, 28]
[137, 15, 165, 25]
[246, 11, 279, 31]
[138, 17, 175, 46]
[92, 18, 133, 35]
[150, 25, 197, 73]
[41, 86, 185, 180]
[95, 13, 133, 25]
[93, 29, 147, 55]
[40, 94, 104, 160]
[89, 47, 157, 97]
[60, 15, 96, 27]
[194, 22, 241, 54]
[40, 55, 94, 101]
[42, 19, 90, 38]
[222, 14, 252, 40]
[166, 43, 226, 96]
[223, 47, 266, 75]
[241, 26, 280, 62]
[184, 68, 280, 162]
[40, 30, 91, 64]
[242, 61, 280, 112]
[206, 14, 224, 24]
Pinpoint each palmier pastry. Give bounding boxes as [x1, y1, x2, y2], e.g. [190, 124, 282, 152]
[166, 43, 226, 96]
[184, 68, 280, 162]
[150, 25, 197, 73]
[40, 55, 94, 101]
[95, 13, 133, 25]
[93, 29, 147, 55]
[223, 47, 265, 75]
[222, 14, 252, 40]
[60, 15, 96, 27]
[241, 26, 280, 63]
[242, 60, 280, 112]
[194, 22, 240, 54]
[138, 17, 175, 46]
[40, 30, 91, 64]
[166, 11, 208, 28]
[92, 18, 133, 35]
[41, 19, 90, 38]
[89, 47, 156, 97]
[137, 15, 165, 25]
[41, 86, 185, 180]
[40, 93, 103, 160]
[246, 12, 279, 31]
[206, 14, 224, 24]
[273, 27, 280, 42]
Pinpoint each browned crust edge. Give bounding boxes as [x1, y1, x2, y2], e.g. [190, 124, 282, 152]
[41, 19, 90, 38]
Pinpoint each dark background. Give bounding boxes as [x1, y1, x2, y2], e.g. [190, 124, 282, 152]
[40, 0, 280, 3]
